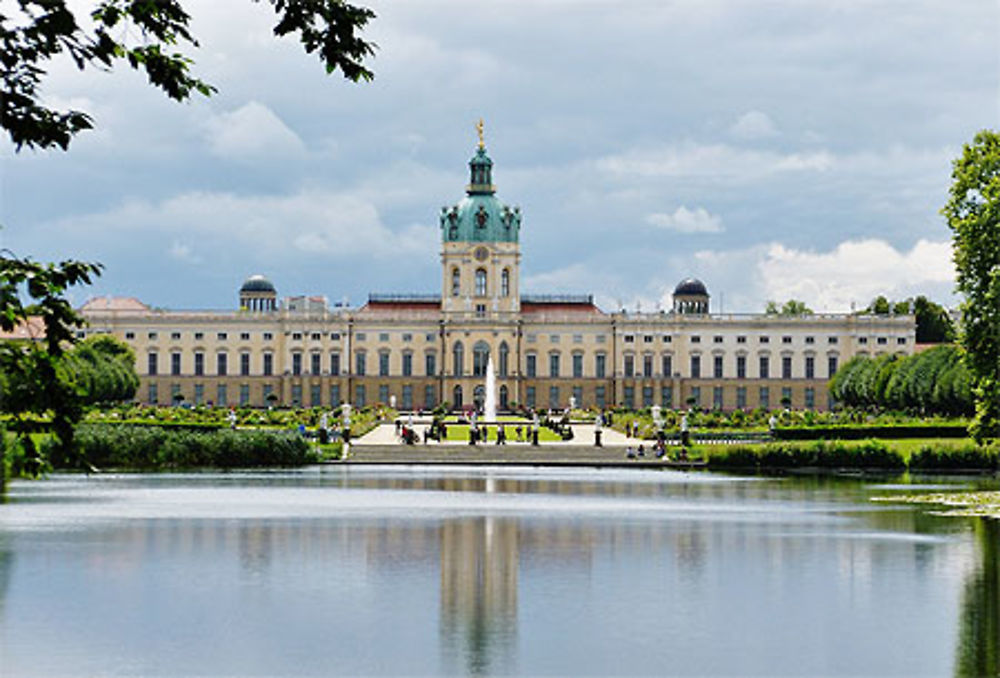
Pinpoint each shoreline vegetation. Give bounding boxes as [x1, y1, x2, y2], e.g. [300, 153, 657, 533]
[1, 404, 997, 478]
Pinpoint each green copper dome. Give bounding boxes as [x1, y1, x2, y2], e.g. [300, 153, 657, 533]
[440, 145, 521, 243]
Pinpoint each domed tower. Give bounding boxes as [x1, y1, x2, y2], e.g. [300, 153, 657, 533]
[239, 274, 277, 312]
[673, 278, 710, 314]
[440, 121, 522, 317]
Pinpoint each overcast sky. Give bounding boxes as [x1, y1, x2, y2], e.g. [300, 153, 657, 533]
[2, 0, 998, 313]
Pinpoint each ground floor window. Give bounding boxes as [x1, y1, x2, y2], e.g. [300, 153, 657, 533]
[572, 386, 582, 409]
[311, 384, 321, 407]
[713, 386, 723, 410]
[500, 385, 509, 409]
[623, 386, 634, 410]
[148, 383, 158, 405]
[217, 384, 227, 407]
[262, 383, 273, 406]
[330, 384, 341, 407]
[194, 383, 204, 406]
[402, 384, 413, 410]
[291, 384, 302, 406]
[424, 384, 435, 409]
[378, 384, 389, 404]
[805, 387, 815, 410]
[689, 386, 701, 409]
[642, 386, 653, 408]
[355, 384, 366, 408]
[736, 386, 747, 409]
[759, 386, 769, 409]
[453, 385, 463, 408]
[549, 386, 560, 409]
[525, 386, 536, 408]
[595, 386, 606, 408]
[661, 386, 672, 408]
[172, 383, 182, 404]
[781, 386, 792, 407]
[240, 384, 250, 406]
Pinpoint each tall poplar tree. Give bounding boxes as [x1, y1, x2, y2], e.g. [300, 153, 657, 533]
[943, 129, 1000, 442]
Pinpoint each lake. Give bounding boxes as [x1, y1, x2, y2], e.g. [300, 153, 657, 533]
[0, 467, 997, 677]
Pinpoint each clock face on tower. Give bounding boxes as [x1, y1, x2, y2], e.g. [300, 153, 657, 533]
[474, 246, 489, 262]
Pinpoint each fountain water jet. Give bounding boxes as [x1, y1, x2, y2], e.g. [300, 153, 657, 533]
[484, 355, 497, 422]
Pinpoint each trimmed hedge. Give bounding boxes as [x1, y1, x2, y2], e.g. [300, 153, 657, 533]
[69, 425, 317, 470]
[774, 425, 968, 441]
[708, 440, 905, 471]
[908, 443, 999, 471]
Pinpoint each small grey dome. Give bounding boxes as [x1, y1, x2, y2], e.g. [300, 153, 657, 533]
[674, 278, 708, 297]
[240, 274, 276, 294]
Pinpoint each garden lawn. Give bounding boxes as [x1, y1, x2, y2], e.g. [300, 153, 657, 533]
[441, 424, 563, 443]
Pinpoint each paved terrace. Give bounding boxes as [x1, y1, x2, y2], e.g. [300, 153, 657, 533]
[342, 421, 706, 468]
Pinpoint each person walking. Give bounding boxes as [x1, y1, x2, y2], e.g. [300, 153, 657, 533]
[594, 412, 603, 447]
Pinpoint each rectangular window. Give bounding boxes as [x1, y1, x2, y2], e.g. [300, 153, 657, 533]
[425, 333, 435, 342]
[402, 333, 412, 343]
[691, 336, 701, 344]
[596, 335, 606, 344]
[378, 333, 389, 342]
[355, 384, 366, 408]
[263, 353, 273, 376]
[240, 332, 250, 341]
[240, 353, 250, 376]
[690, 386, 701, 408]
[291, 384, 302, 406]
[526, 354, 537, 378]
[662, 335, 672, 343]
[595, 354, 606, 379]
[760, 336, 770, 344]
[355, 333, 366, 342]
[713, 386, 723, 410]
[661, 386, 673, 408]
[311, 333, 321, 341]
[549, 386, 560, 409]
[595, 386, 606, 408]
[292, 332, 302, 341]
[782, 336, 792, 344]
[782, 386, 793, 406]
[125, 331, 135, 340]
[330, 352, 341, 376]
[526, 334, 537, 343]
[262, 384, 273, 405]
[526, 386, 536, 408]
[171, 383, 182, 402]
[425, 352, 436, 377]
[216, 384, 227, 407]
[759, 356, 769, 379]
[148, 331, 158, 340]
[662, 354, 673, 377]
[643, 335, 653, 344]
[642, 386, 653, 407]
[330, 333, 341, 341]
[572, 385, 583, 408]
[263, 332, 273, 341]
[623, 335, 635, 343]
[378, 384, 389, 404]
[897, 337, 907, 345]
[240, 384, 250, 406]
[828, 355, 838, 377]
[311, 384, 322, 407]
[217, 332, 228, 341]
[782, 356, 792, 379]
[736, 355, 746, 379]
[549, 353, 560, 378]
[759, 386, 770, 409]
[292, 353, 302, 376]
[643, 354, 653, 377]
[713, 335, 723, 344]
[194, 383, 204, 405]
[194, 332, 204, 341]
[148, 383, 158, 405]
[858, 337, 868, 344]
[171, 332, 181, 340]
[330, 384, 341, 407]
[877, 337, 888, 345]
[194, 352, 204, 376]
[623, 386, 635, 410]
[355, 352, 366, 376]
[828, 336, 838, 344]
[217, 353, 227, 376]
[713, 355, 723, 378]
[148, 352, 158, 376]
[572, 353, 583, 378]
[805, 356, 815, 379]
[379, 353, 390, 377]
[690, 355, 701, 379]
[402, 384, 413, 410]
[737, 336, 747, 344]
[311, 353, 321, 375]
[624, 355, 634, 377]
[475, 304, 486, 318]
[736, 386, 747, 409]
[573, 334, 583, 344]
[805, 387, 815, 409]
[402, 353, 413, 377]
[805, 336, 815, 345]
[550, 334, 561, 343]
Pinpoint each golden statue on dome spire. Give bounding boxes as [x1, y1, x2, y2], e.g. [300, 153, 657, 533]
[476, 118, 485, 149]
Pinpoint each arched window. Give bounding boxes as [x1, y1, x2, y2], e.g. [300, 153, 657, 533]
[453, 385, 463, 408]
[499, 385, 509, 409]
[498, 341, 509, 377]
[475, 268, 487, 297]
[473, 341, 490, 377]
[453, 341, 464, 377]
[501, 268, 510, 297]
[451, 267, 461, 297]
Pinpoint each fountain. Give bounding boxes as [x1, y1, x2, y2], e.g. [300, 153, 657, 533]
[484, 354, 497, 422]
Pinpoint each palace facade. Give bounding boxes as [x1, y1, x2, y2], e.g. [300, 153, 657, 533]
[80, 138, 916, 412]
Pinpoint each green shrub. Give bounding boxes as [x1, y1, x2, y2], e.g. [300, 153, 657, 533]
[908, 443, 999, 471]
[707, 440, 905, 471]
[72, 425, 317, 470]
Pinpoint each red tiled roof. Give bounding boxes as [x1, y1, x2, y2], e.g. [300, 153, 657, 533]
[0, 316, 46, 341]
[80, 296, 150, 312]
[521, 301, 602, 314]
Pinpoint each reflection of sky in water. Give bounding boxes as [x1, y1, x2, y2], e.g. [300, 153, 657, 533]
[0, 469, 991, 677]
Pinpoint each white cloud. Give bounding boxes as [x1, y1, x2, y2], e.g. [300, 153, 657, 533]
[679, 238, 956, 313]
[646, 206, 723, 233]
[204, 101, 305, 159]
[729, 110, 779, 140]
[597, 143, 834, 180]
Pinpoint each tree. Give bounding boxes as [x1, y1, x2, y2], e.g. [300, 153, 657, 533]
[0, 253, 102, 471]
[764, 299, 813, 316]
[2, 0, 377, 150]
[64, 335, 140, 404]
[942, 129, 1000, 442]
[861, 295, 955, 343]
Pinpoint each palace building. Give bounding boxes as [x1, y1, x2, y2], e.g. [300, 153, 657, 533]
[80, 135, 916, 412]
